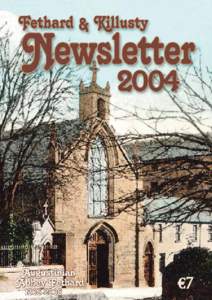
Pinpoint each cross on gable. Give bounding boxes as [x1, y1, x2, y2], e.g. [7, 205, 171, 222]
[43, 201, 48, 218]
[90, 61, 99, 83]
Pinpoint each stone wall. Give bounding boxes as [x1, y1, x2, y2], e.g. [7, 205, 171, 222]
[0, 264, 64, 293]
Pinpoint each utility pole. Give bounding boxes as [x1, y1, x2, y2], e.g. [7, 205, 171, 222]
[133, 143, 140, 287]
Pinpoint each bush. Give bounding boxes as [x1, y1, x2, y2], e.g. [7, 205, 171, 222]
[162, 247, 212, 300]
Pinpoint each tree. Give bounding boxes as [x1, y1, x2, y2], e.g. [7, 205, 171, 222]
[115, 63, 212, 222]
[0, 35, 78, 223]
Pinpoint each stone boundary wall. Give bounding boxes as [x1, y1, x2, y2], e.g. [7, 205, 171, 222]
[0, 264, 64, 293]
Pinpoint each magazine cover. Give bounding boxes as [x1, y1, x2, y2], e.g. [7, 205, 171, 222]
[0, 1, 211, 299]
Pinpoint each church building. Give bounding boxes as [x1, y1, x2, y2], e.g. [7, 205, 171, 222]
[29, 62, 212, 289]
[40, 62, 157, 288]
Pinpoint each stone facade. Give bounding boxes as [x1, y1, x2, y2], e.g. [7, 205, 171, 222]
[46, 62, 156, 288]
[32, 62, 211, 289]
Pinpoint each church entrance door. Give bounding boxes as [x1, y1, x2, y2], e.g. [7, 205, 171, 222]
[88, 230, 110, 287]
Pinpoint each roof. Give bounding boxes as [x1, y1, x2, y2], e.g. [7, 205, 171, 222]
[0, 119, 84, 184]
[122, 138, 210, 162]
[144, 197, 212, 224]
[1, 120, 211, 183]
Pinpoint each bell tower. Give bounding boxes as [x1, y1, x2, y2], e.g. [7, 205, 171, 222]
[79, 61, 111, 122]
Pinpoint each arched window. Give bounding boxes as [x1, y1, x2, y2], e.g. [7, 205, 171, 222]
[88, 136, 108, 217]
[97, 98, 106, 119]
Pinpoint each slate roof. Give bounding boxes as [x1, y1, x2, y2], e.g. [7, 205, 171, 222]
[144, 197, 212, 224]
[0, 119, 84, 184]
[54, 122, 210, 163]
[122, 138, 211, 162]
[54, 119, 85, 148]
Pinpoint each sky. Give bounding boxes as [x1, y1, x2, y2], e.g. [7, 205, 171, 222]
[0, 0, 211, 134]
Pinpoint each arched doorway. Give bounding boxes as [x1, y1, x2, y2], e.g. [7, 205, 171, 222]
[42, 242, 52, 265]
[85, 223, 118, 288]
[144, 242, 155, 287]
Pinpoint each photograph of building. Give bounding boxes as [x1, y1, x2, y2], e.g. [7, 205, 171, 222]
[0, 1, 211, 299]
[1, 64, 209, 291]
